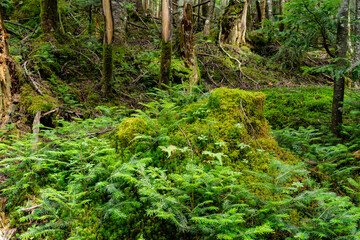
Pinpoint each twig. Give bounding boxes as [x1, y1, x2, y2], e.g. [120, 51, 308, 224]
[23, 61, 43, 95]
[42, 108, 59, 117]
[176, 123, 194, 162]
[218, 24, 259, 89]
[192, 0, 210, 8]
[196, 52, 219, 58]
[132, 71, 149, 84]
[20, 204, 42, 212]
[133, 10, 150, 29]
[4, 20, 33, 31]
[128, 21, 148, 29]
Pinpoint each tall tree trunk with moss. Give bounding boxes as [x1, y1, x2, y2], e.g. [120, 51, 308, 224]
[222, 0, 249, 45]
[331, 0, 350, 137]
[160, 0, 172, 88]
[100, 0, 127, 94]
[0, 3, 19, 128]
[40, 0, 59, 36]
[180, 0, 199, 88]
[203, 0, 215, 37]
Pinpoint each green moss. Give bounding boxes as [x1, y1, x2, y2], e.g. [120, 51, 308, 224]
[20, 84, 59, 115]
[116, 117, 153, 148]
[101, 44, 113, 94]
[160, 39, 172, 87]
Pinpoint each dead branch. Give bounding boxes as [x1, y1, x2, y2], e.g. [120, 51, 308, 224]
[23, 61, 43, 95]
[32, 111, 41, 150]
[20, 204, 42, 212]
[4, 20, 33, 31]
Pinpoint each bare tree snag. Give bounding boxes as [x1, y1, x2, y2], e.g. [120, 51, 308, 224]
[203, 0, 215, 37]
[160, 0, 172, 87]
[180, 0, 199, 88]
[331, 0, 350, 137]
[261, 0, 266, 24]
[40, 0, 59, 36]
[101, 0, 114, 94]
[0, 3, 19, 128]
[222, 0, 249, 45]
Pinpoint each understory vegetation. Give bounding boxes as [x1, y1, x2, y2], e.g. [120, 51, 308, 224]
[1, 0, 360, 239]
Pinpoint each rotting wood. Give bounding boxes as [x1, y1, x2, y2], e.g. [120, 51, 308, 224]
[32, 111, 41, 150]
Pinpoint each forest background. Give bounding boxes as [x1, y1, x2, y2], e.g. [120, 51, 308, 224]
[1, 0, 360, 239]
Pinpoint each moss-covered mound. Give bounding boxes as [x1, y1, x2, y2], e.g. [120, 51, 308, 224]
[115, 87, 298, 176]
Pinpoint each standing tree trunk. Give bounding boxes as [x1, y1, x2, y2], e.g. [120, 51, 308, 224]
[0, 3, 19, 128]
[278, 0, 284, 31]
[331, 0, 350, 137]
[160, 0, 172, 88]
[100, 0, 127, 94]
[40, 0, 59, 36]
[355, 0, 360, 62]
[180, 0, 199, 88]
[133, 0, 144, 12]
[101, 0, 114, 94]
[203, 0, 215, 37]
[266, 0, 273, 21]
[260, 0, 266, 24]
[222, 0, 249, 45]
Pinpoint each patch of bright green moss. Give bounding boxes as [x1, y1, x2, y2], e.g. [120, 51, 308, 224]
[116, 117, 153, 148]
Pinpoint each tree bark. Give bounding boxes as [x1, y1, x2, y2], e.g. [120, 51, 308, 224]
[180, 0, 199, 88]
[160, 0, 172, 87]
[203, 0, 215, 37]
[266, 0, 273, 21]
[112, 0, 127, 46]
[355, 0, 360, 62]
[331, 0, 350, 137]
[222, 0, 249, 45]
[0, 3, 19, 128]
[101, 0, 114, 94]
[40, 0, 59, 36]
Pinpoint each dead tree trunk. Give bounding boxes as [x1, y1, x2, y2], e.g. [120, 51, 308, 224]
[0, 3, 19, 128]
[331, 0, 350, 137]
[222, 0, 249, 45]
[160, 0, 172, 87]
[180, 0, 199, 88]
[40, 0, 59, 36]
[203, 0, 215, 37]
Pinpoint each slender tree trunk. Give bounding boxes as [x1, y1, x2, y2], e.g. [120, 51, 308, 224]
[145, 0, 149, 12]
[40, 0, 59, 36]
[0, 3, 19, 128]
[203, 0, 215, 37]
[266, 0, 273, 21]
[331, 0, 350, 137]
[279, 0, 284, 31]
[355, 0, 360, 62]
[160, 0, 172, 87]
[180, 0, 199, 88]
[133, 0, 144, 12]
[101, 0, 114, 94]
[261, 0, 266, 24]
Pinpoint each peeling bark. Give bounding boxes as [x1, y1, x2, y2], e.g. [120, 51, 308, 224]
[0, 3, 19, 128]
[101, 0, 114, 94]
[331, 0, 350, 137]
